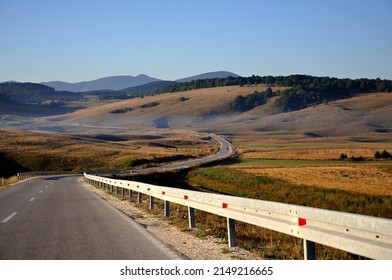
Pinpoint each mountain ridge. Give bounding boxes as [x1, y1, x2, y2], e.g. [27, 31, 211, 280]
[42, 74, 160, 92]
[41, 71, 239, 92]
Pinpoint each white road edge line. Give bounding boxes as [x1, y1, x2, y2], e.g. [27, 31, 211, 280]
[29, 197, 36, 202]
[1, 212, 18, 223]
[39, 190, 43, 193]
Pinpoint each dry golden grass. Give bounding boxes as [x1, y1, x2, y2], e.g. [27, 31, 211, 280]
[54, 85, 287, 128]
[230, 137, 392, 196]
[238, 139, 392, 160]
[233, 164, 392, 196]
[0, 128, 218, 173]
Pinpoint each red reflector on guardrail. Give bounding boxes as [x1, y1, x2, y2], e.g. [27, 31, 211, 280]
[222, 203, 228, 208]
[148, 188, 150, 191]
[298, 218, 307, 226]
[184, 195, 188, 200]
[162, 191, 165, 195]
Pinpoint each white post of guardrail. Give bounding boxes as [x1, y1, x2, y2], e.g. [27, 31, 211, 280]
[129, 190, 132, 201]
[164, 201, 170, 217]
[138, 192, 143, 204]
[188, 207, 195, 228]
[122, 188, 125, 198]
[227, 218, 237, 247]
[304, 239, 316, 260]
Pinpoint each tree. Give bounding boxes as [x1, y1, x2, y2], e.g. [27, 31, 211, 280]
[381, 150, 391, 159]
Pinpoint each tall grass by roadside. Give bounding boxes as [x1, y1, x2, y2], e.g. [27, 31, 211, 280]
[188, 167, 392, 219]
[123, 167, 389, 259]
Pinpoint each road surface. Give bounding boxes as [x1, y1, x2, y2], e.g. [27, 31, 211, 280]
[0, 176, 183, 260]
[117, 133, 233, 175]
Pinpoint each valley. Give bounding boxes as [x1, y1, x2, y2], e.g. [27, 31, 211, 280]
[1, 75, 392, 259]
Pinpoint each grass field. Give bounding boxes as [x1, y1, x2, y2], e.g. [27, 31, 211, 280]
[0, 128, 218, 177]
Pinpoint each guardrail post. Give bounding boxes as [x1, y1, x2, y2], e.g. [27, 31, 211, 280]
[164, 201, 170, 217]
[149, 196, 154, 210]
[227, 218, 237, 247]
[138, 192, 143, 204]
[188, 207, 195, 228]
[129, 190, 132, 201]
[304, 239, 316, 260]
[122, 188, 125, 198]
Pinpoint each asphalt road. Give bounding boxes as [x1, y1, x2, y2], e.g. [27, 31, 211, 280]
[119, 133, 233, 175]
[0, 176, 183, 260]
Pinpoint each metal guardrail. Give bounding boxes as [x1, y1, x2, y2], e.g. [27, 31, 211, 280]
[84, 173, 392, 260]
[17, 171, 82, 180]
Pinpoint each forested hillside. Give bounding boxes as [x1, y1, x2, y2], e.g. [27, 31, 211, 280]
[159, 75, 392, 112]
[0, 82, 80, 102]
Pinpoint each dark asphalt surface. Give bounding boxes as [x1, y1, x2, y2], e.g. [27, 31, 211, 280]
[0, 176, 182, 260]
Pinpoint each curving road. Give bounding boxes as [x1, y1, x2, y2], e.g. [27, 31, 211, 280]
[1, 133, 232, 259]
[114, 133, 233, 176]
[0, 176, 183, 260]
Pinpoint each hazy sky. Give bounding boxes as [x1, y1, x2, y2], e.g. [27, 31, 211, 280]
[0, 0, 391, 82]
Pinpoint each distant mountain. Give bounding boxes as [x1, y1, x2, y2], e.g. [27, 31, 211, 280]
[42, 74, 160, 92]
[120, 81, 177, 95]
[41, 72, 239, 92]
[175, 71, 239, 83]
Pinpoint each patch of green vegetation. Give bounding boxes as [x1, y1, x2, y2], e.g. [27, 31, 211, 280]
[378, 164, 392, 173]
[110, 107, 133, 114]
[140, 101, 159, 108]
[115, 158, 152, 169]
[223, 159, 342, 167]
[238, 142, 355, 149]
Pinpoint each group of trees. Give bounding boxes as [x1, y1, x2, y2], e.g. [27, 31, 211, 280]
[230, 87, 275, 111]
[158, 75, 392, 95]
[340, 150, 391, 161]
[0, 82, 80, 103]
[0, 93, 13, 104]
[375, 150, 391, 159]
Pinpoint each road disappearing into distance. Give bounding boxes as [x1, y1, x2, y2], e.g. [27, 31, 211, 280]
[0, 132, 232, 259]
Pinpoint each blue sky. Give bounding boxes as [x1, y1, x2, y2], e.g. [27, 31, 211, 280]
[0, 0, 391, 82]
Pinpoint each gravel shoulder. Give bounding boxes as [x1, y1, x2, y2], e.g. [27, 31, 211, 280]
[81, 178, 261, 260]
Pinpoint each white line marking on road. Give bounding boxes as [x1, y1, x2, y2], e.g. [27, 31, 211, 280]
[39, 190, 43, 193]
[29, 197, 36, 202]
[45, 185, 48, 188]
[1, 212, 18, 223]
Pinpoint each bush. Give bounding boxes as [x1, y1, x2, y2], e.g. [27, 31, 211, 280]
[375, 150, 391, 159]
[340, 153, 348, 160]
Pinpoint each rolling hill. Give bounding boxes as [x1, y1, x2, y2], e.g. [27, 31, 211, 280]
[48, 85, 392, 142]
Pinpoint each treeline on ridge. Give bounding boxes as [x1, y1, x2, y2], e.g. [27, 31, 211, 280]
[158, 75, 392, 112]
